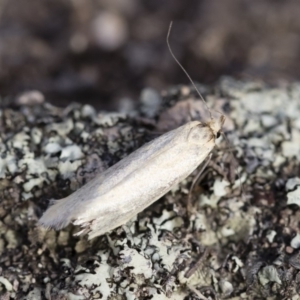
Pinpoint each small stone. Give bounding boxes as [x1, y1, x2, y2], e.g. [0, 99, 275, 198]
[258, 266, 282, 286]
[213, 178, 230, 197]
[286, 177, 300, 191]
[81, 104, 96, 118]
[140, 88, 162, 118]
[287, 186, 300, 207]
[291, 233, 300, 249]
[16, 90, 45, 106]
[0, 277, 13, 291]
[219, 280, 233, 297]
[91, 11, 128, 50]
[60, 145, 83, 161]
[266, 230, 277, 243]
[261, 114, 277, 128]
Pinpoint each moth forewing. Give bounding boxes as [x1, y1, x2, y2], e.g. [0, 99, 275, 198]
[39, 117, 224, 239]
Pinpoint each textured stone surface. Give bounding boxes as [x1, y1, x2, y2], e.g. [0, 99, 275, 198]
[1, 78, 300, 299]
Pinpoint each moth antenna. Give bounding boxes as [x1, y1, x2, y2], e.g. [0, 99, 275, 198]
[167, 21, 212, 120]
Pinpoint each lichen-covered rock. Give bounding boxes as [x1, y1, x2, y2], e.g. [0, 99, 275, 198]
[1, 78, 300, 299]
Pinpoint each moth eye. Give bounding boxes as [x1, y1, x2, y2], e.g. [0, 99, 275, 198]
[216, 132, 220, 138]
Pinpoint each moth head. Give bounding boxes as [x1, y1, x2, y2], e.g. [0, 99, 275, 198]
[207, 115, 225, 138]
[187, 121, 214, 144]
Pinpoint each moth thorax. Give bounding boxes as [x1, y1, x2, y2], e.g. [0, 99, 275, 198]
[207, 115, 225, 137]
[187, 122, 213, 144]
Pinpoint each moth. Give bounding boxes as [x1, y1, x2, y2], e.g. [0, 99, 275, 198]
[39, 116, 224, 239]
[39, 22, 225, 239]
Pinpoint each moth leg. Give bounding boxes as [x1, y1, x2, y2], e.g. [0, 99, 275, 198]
[187, 153, 212, 213]
[207, 160, 229, 181]
[184, 247, 208, 279]
[187, 285, 208, 300]
[219, 132, 246, 201]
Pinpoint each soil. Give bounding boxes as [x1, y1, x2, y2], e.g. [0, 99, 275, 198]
[1, 0, 300, 109]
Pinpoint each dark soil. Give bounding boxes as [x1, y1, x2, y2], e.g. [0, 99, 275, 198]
[1, 0, 300, 109]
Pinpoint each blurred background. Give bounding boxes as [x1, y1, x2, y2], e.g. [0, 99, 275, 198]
[0, 0, 300, 110]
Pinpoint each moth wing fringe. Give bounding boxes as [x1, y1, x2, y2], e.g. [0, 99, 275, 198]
[39, 197, 73, 230]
